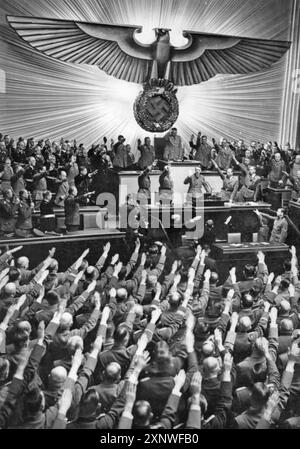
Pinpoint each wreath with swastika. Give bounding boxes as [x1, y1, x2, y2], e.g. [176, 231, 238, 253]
[134, 85, 179, 133]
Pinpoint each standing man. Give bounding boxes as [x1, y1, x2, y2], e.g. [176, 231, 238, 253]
[159, 164, 174, 204]
[54, 171, 69, 207]
[184, 166, 212, 206]
[189, 133, 212, 170]
[268, 153, 287, 188]
[0, 188, 19, 238]
[163, 128, 183, 161]
[212, 138, 233, 170]
[137, 137, 156, 170]
[64, 186, 94, 232]
[15, 190, 35, 238]
[75, 167, 98, 205]
[32, 166, 48, 207]
[254, 208, 288, 243]
[112, 136, 127, 170]
[283, 170, 300, 202]
[211, 160, 239, 202]
[137, 163, 156, 204]
[0, 158, 14, 193]
[234, 157, 261, 202]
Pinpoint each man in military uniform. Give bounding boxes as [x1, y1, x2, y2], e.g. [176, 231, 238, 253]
[235, 165, 261, 202]
[254, 208, 288, 243]
[283, 170, 300, 202]
[137, 137, 156, 170]
[15, 190, 35, 238]
[0, 188, 19, 238]
[54, 171, 69, 207]
[184, 166, 212, 206]
[137, 166, 152, 204]
[24, 156, 37, 193]
[189, 133, 213, 170]
[159, 164, 174, 204]
[32, 166, 48, 207]
[163, 128, 183, 161]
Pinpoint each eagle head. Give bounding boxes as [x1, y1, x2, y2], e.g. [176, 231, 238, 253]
[154, 28, 170, 43]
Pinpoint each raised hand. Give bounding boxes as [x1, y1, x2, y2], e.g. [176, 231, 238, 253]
[269, 307, 278, 324]
[229, 267, 236, 283]
[171, 260, 178, 273]
[174, 369, 186, 391]
[223, 352, 233, 372]
[93, 291, 101, 310]
[267, 272, 275, 284]
[288, 339, 300, 363]
[100, 306, 111, 324]
[140, 253, 147, 266]
[204, 269, 211, 282]
[58, 388, 73, 416]
[111, 254, 119, 265]
[190, 371, 202, 396]
[49, 247, 56, 258]
[151, 308, 162, 324]
[125, 381, 137, 406]
[37, 320, 45, 342]
[288, 284, 295, 298]
[230, 311, 239, 328]
[103, 242, 111, 254]
[87, 280, 97, 293]
[186, 310, 196, 331]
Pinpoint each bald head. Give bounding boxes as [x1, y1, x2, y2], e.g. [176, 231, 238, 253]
[4, 283, 16, 297]
[280, 300, 291, 314]
[238, 316, 252, 332]
[49, 366, 67, 388]
[203, 357, 220, 378]
[105, 362, 121, 383]
[280, 318, 294, 334]
[17, 257, 29, 270]
[61, 312, 73, 328]
[117, 288, 128, 301]
[202, 340, 215, 356]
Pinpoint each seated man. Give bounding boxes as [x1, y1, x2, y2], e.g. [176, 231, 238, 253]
[254, 208, 288, 244]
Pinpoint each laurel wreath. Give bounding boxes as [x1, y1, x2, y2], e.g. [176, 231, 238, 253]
[134, 87, 179, 133]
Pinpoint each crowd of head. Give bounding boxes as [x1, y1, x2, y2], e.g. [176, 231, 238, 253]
[0, 237, 300, 429]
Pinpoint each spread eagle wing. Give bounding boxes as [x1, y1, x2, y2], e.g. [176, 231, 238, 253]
[171, 30, 291, 86]
[7, 15, 153, 84]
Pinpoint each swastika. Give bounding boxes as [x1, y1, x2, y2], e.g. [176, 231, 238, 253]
[146, 96, 170, 121]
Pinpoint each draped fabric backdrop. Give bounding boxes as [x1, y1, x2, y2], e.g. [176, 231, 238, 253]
[0, 0, 294, 153]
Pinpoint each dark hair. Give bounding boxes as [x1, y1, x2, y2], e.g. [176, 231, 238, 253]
[279, 279, 290, 291]
[210, 272, 219, 285]
[244, 264, 256, 278]
[79, 389, 99, 417]
[114, 326, 129, 345]
[9, 267, 21, 282]
[251, 382, 270, 409]
[23, 388, 44, 417]
[133, 401, 152, 427]
[241, 291, 254, 309]
[283, 259, 292, 272]
[45, 290, 59, 306]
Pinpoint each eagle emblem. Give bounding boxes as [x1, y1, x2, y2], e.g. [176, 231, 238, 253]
[7, 16, 291, 132]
